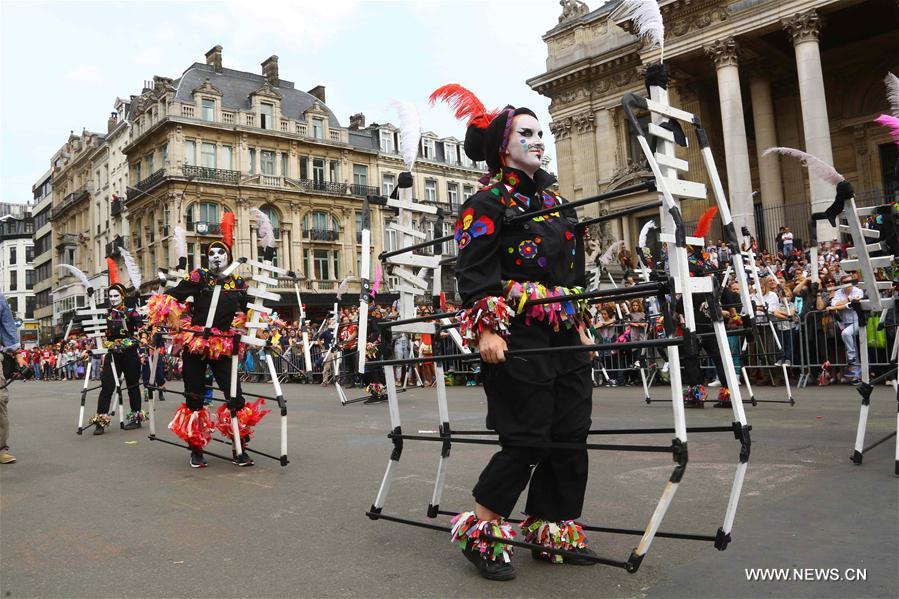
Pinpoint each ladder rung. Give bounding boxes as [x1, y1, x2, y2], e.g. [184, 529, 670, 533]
[838, 225, 879, 238]
[853, 206, 878, 216]
[654, 153, 689, 172]
[647, 123, 674, 142]
[245, 302, 272, 313]
[645, 98, 696, 123]
[847, 243, 885, 257]
[840, 256, 893, 271]
[662, 178, 706, 200]
[252, 274, 279, 286]
[247, 287, 281, 301]
[387, 223, 427, 240]
[876, 280, 895, 290]
[245, 260, 287, 275]
[862, 297, 893, 311]
[240, 335, 267, 347]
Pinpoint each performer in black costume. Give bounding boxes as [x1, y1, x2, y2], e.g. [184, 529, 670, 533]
[150, 213, 256, 468]
[92, 259, 144, 435]
[431, 84, 596, 581]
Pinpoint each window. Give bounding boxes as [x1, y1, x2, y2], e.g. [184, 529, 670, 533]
[186, 202, 220, 228]
[425, 180, 437, 203]
[201, 143, 216, 169]
[384, 225, 397, 252]
[221, 145, 232, 170]
[382, 173, 396, 196]
[257, 205, 281, 266]
[628, 115, 651, 167]
[352, 164, 368, 186]
[422, 138, 435, 159]
[183, 140, 196, 166]
[313, 158, 325, 185]
[260, 102, 273, 129]
[9, 247, 15, 265]
[312, 117, 324, 139]
[444, 143, 457, 164]
[202, 98, 215, 121]
[329, 160, 340, 183]
[249, 149, 256, 175]
[300, 157, 308, 180]
[260, 150, 275, 175]
[355, 211, 363, 243]
[447, 183, 459, 212]
[281, 153, 289, 177]
[162, 143, 168, 165]
[463, 184, 474, 199]
[26, 246, 34, 262]
[305, 249, 331, 280]
[442, 222, 457, 256]
[9, 273, 16, 291]
[380, 129, 395, 153]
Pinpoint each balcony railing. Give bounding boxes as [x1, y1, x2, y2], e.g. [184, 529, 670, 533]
[297, 179, 348, 195]
[302, 227, 340, 242]
[56, 233, 79, 249]
[186, 221, 222, 235]
[183, 165, 241, 184]
[57, 187, 89, 214]
[349, 184, 379, 197]
[136, 168, 165, 192]
[110, 198, 123, 216]
[105, 237, 126, 258]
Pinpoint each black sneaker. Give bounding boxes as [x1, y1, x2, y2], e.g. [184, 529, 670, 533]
[92, 425, 105, 436]
[233, 452, 255, 467]
[532, 546, 598, 566]
[713, 402, 731, 408]
[190, 450, 208, 468]
[461, 544, 516, 581]
[123, 420, 141, 430]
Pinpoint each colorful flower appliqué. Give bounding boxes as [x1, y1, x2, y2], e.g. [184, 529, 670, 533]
[518, 240, 539, 260]
[455, 207, 495, 250]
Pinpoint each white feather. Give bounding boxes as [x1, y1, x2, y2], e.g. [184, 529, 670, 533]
[762, 147, 844, 185]
[118, 248, 142, 289]
[173, 225, 188, 260]
[392, 100, 421, 172]
[335, 276, 351, 300]
[598, 240, 625, 265]
[638, 220, 655, 248]
[621, 0, 665, 52]
[57, 264, 92, 293]
[885, 72, 899, 117]
[250, 207, 276, 248]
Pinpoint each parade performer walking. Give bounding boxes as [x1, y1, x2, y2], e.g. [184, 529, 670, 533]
[431, 84, 596, 580]
[148, 212, 261, 468]
[92, 258, 145, 435]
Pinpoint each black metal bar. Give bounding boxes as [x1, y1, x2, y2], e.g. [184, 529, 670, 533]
[390, 432, 674, 453]
[577, 200, 664, 230]
[522, 281, 665, 307]
[376, 312, 456, 329]
[148, 435, 235, 463]
[210, 437, 287, 464]
[507, 181, 656, 225]
[862, 431, 897, 454]
[440, 425, 736, 436]
[367, 337, 682, 367]
[379, 234, 454, 260]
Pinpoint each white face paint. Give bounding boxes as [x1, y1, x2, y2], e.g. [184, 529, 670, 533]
[504, 114, 544, 178]
[208, 246, 229, 273]
[108, 288, 123, 306]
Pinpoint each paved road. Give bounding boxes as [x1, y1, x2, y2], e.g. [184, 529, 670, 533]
[1, 379, 896, 598]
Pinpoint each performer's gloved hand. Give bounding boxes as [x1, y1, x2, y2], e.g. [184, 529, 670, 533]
[228, 394, 246, 412]
[577, 323, 596, 360]
[478, 329, 507, 364]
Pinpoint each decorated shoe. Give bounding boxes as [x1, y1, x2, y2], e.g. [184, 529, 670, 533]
[521, 517, 595, 566]
[123, 410, 147, 430]
[450, 511, 516, 581]
[683, 385, 707, 408]
[713, 387, 732, 408]
[90, 413, 111, 435]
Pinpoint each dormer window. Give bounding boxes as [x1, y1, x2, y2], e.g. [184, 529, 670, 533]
[312, 117, 324, 139]
[260, 102, 274, 129]
[422, 138, 435, 160]
[202, 98, 215, 121]
[380, 129, 395, 153]
[444, 142, 457, 165]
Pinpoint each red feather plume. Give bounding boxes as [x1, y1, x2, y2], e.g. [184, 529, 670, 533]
[106, 257, 119, 285]
[220, 211, 235, 249]
[429, 84, 500, 130]
[693, 207, 718, 239]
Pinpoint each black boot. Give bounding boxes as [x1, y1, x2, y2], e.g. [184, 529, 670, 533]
[92, 424, 106, 436]
[190, 448, 208, 468]
[461, 544, 516, 581]
[532, 545, 598, 566]
[123, 420, 142, 430]
[233, 452, 254, 467]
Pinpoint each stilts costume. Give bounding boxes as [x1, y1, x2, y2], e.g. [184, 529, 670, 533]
[93, 257, 145, 434]
[147, 213, 262, 468]
[432, 86, 596, 577]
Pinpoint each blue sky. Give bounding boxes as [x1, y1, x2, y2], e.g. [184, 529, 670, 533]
[0, 0, 565, 203]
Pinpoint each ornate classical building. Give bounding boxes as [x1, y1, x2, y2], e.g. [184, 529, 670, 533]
[529, 0, 899, 251]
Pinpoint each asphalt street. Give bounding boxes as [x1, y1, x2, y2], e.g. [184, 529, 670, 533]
[1, 378, 897, 598]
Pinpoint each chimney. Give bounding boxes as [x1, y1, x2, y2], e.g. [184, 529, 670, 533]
[205, 45, 223, 73]
[349, 113, 365, 130]
[262, 55, 279, 86]
[307, 85, 326, 103]
[108, 111, 118, 133]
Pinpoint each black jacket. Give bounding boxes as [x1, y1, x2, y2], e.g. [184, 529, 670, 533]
[168, 268, 248, 330]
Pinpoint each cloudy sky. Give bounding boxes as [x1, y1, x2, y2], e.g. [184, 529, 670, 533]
[0, 0, 570, 203]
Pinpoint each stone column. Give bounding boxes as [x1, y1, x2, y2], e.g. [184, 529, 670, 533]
[705, 37, 755, 236]
[783, 9, 836, 240]
[748, 71, 785, 211]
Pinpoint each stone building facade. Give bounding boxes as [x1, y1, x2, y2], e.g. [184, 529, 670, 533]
[31, 171, 52, 341]
[529, 0, 899, 252]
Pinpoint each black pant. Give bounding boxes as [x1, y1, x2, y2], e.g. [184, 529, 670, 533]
[97, 347, 142, 414]
[181, 351, 244, 412]
[683, 324, 728, 387]
[472, 318, 593, 522]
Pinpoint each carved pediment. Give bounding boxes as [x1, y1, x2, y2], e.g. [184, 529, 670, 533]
[192, 78, 223, 97]
[250, 80, 282, 100]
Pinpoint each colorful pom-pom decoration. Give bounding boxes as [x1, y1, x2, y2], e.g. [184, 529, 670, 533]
[215, 398, 271, 440]
[458, 296, 514, 346]
[521, 517, 587, 564]
[450, 511, 515, 563]
[168, 404, 215, 449]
